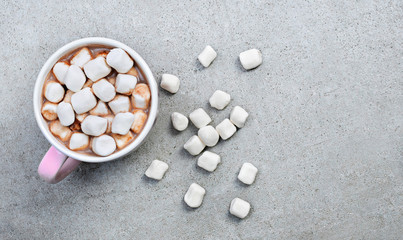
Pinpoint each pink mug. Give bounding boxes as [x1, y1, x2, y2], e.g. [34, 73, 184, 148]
[33, 37, 158, 183]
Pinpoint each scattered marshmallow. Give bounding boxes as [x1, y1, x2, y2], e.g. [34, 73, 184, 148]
[197, 151, 221, 172]
[106, 48, 134, 73]
[76, 113, 88, 122]
[198, 125, 219, 147]
[83, 57, 112, 82]
[131, 110, 147, 133]
[230, 106, 249, 128]
[57, 102, 75, 126]
[92, 79, 116, 102]
[160, 74, 180, 93]
[64, 65, 86, 92]
[52, 62, 69, 84]
[115, 74, 137, 95]
[69, 133, 89, 150]
[239, 49, 262, 70]
[209, 90, 231, 110]
[126, 67, 139, 77]
[112, 132, 134, 149]
[71, 87, 97, 114]
[81, 115, 107, 136]
[41, 102, 58, 120]
[112, 112, 135, 135]
[198, 45, 217, 67]
[70, 47, 92, 68]
[44, 81, 65, 103]
[145, 160, 169, 180]
[63, 90, 74, 103]
[189, 108, 211, 128]
[184, 135, 205, 156]
[49, 120, 72, 142]
[184, 183, 206, 208]
[230, 198, 251, 219]
[171, 112, 188, 131]
[215, 118, 237, 140]
[131, 83, 151, 109]
[108, 95, 130, 114]
[91, 135, 116, 156]
[238, 162, 258, 185]
[89, 101, 110, 116]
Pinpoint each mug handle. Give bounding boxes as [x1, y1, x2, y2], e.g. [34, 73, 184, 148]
[38, 146, 81, 184]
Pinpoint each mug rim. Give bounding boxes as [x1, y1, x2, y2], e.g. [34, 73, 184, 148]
[33, 37, 158, 163]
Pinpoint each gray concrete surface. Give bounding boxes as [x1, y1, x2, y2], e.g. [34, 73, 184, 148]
[0, 0, 402, 239]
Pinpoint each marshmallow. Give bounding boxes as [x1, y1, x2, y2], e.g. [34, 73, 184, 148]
[69, 133, 89, 150]
[91, 135, 116, 156]
[198, 125, 219, 147]
[49, 120, 72, 142]
[145, 160, 169, 180]
[126, 67, 139, 78]
[131, 110, 147, 133]
[115, 74, 137, 95]
[44, 81, 65, 103]
[198, 45, 217, 67]
[171, 112, 188, 131]
[230, 198, 251, 219]
[184, 183, 206, 208]
[230, 106, 249, 128]
[112, 112, 135, 135]
[89, 101, 110, 116]
[197, 151, 221, 172]
[160, 74, 180, 93]
[71, 87, 97, 114]
[108, 95, 130, 114]
[92, 79, 116, 102]
[56, 102, 75, 126]
[76, 113, 88, 122]
[209, 90, 231, 110]
[238, 162, 258, 185]
[189, 108, 211, 128]
[112, 132, 134, 149]
[216, 119, 236, 140]
[64, 65, 86, 92]
[184, 135, 205, 156]
[41, 102, 58, 120]
[52, 62, 69, 84]
[81, 115, 107, 136]
[131, 83, 151, 109]
[83, 56, 112, 82]
[106, 48, 134, 73]
[63, 90, 74, 103]
[70, 47, 92, 68]
[239, 49, 262, 70]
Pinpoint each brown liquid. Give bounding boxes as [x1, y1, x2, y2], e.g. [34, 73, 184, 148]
[42, 46, 151, 156]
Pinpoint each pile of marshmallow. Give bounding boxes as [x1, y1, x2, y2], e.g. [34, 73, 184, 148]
[41, 47, 150, 156]
[144, 46, 261, 219]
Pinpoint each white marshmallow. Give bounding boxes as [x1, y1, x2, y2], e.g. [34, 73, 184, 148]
[49, 120, 72, 142]
[145, 160, 169, 180]
[108, 95, 130, 114]
[64, 65, 86, 92]
[44, 81, 65, 103]
[131, 110, 147, 133]
[209, 90, 231, 110]
[115, 74, 137, 95]
[238, 162, 258, 185]
[131, 83, 151, 109]
[197, 151, 221, 172]
[239, 49, 262, 70]
[198, 125, 219, 147]
[230, 106, 249, 128]
[52, 62, 69, 84]
[91, 135, 116, 156]
[41, 102, 58, 120]
[81, 115, 107, 136]
[71, 87, 97, 114]
[106, 48, 134, 73]
[198, 45, 217, 67]
[112, 112, 135, 135]
[230, 198, 251, 219]
[215, 119, 236, 140]
[56, 102, 75, 126]
[92, 79, 116, 102]
[160, 74, 180, 93]
[189, 108, 211, 128]
[171, 112, 188, 131]
[184, 183, 206, 208]
[76, 113, 88, 122]
[83, 56, 112, 82]
[89, 101, 110, 116]
[69, 133, 89, 150]
[184, 135, 205, 156]
[112, 132, 134, 149]
[70, 47, 92, 68]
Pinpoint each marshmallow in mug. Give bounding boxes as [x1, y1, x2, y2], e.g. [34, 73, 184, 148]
[56, 102, 75, 126]
[160, 74, 180, 94]
[89, 101, 110, 116]
[112, 112, 135, 135]
[81, 115, 107, 136]
[197, 151, 221, 172]
[131, 110, 147, 133]
[69, 133, 89, 151]
[64, 65, 86, 92]
[198, 45, 217, 68]
[49, 120, 72, 142]
[83, 56, 112, 82]
[70, 87, 97, 114]
[189, 108, 212, 128]
[131, 83, 151, 109]
[44, 81, 65, 103]
[115, 74, 137, 95]
[112, 132, 134, 149]
[70, 47, 92, 68]
[52, 62, 69, 84]
[41, 102, 58, 121]
[92, 79, 116, 102]
[145, 160, 169, 180]
[184, 183, 206, 208]
[108, 95, 130, 115]
[91, 135, 116, 157]
[239, 49, 262, 70]
[106, 48, 134, 73]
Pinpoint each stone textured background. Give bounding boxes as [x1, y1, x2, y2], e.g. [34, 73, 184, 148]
[0, 0, 402, 239]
